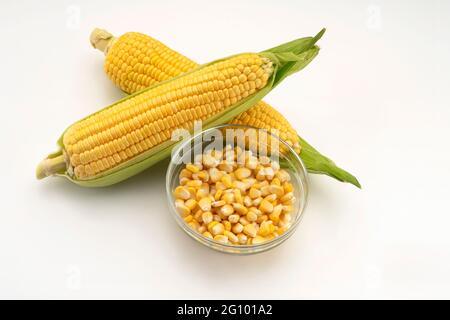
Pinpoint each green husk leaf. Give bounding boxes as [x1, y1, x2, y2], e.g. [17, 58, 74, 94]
[298, 135, 361, 188]
[43, 30, 324, 187]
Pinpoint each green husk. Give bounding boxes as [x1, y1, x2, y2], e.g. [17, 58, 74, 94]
[298, 135, 361, 188]
[38, 29, 325, 187]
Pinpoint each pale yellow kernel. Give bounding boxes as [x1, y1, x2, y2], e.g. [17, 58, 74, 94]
[283, 182, 294, 193]
[186, 179, 202, 188]
[246, 211, 258, 222]
[264, 194, 277, 202]
[269, 204, 283, 223]
[177, 204, 190, 217]
[222, 192, 234, 204]
[198, 225, 206, 234]
[209, 167, 223, 183]
[280, 192, 294, 203]
[202, 211, 213, 225]
[249, 187, 262, 199]
[232, 181, 247, 193]
[198, 197, 212, 211]
[233, 203, 248, 215]
[258, 220, 275, 236]
[220, 204, 234, 217]
[232, 223, 244, 234]
[188, 221, 200, 231]
[228, 214, 240, 224]
[276, 170, 291, 182]
[186, 163, 200, 173]
[282, 205, 293, 213]
[211, 223, 225, 236]
[243, 196, 253, 207]
[260, 185, 271, 197]
[253, 197, 263, 206]
[269, 185, 284, 198]
[237, 233, 248, 244]
[214, 189, 223, 201]
[179, 168, 192, 179]
[260, 199, 274, 213]
[234, 189, 243, 204]
[257, 214, 269, 224]
[213, 214, 222, 222]
[235, 167, 251, 180]
[174, 186, 191, 200]
[203, 231, 213, 239]
[221, 174, 233, 188]
[214, 234, 229, 244]
[212, 200, 226, 208]
[224, 230, 238, 243]
[239, 216, 250, 226]
[223, 220, 232, 232]
[251, 236, 266, 245]
[243, 223, 257, 238]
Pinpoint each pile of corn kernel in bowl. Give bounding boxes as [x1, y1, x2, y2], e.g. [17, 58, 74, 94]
[173, 145, 296, 246]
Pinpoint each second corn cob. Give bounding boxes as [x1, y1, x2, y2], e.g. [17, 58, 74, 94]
[91, 28, 360, 187]
[37, 33, 322, 187]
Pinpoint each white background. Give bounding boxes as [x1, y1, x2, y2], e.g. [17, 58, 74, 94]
[1, 0, 449, 299]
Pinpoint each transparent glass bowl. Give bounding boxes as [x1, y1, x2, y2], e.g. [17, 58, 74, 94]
[166, 124, 308, 254]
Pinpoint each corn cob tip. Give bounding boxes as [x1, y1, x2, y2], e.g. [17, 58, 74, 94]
[36, 155, 67, 180]
[90, 28, 116, 55]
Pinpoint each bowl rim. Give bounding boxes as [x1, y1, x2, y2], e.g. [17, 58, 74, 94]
[165, 123, 309, 251]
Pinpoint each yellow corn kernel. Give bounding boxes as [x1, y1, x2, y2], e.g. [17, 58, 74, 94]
[221, 174, 233, 188]
[203, 231, 213, 239]
[209, 168, 223, 183]
[184, 199, 197, 210]
[233, 203, 248, 215]
[188, 221, 200, 231]
[246, 211, 258, 222]
[237, 233, 248, 244]
[179, 169, 192, 179]
[243, 223, 257, 238]
[214, 235, 229, 244]
[220, 204, 234, 217]
[224, 230, 238, 244]
[239, 216, 250, 226]
[212, 200, 226, 208]
[276, 170, 291, 183]
[259, 199, 274, 213]
[186, 164, 200, 173]
[222, 192, 234, 204]
[280, 192, 294, 203]
[235, 167, 251, 180]
[269, 185, 284, 198]
[202, 211, 213, 225]
[186, 179, 202, 188]
[251, 236, 266, 245]
[232, 223, 244, 234]
[233, 189, 242, 204]
[243, 195, 253, 207]
[256, 214, 269, 224]
[174, 186, 191, 200]
[269, 204, 283, 223]
[210, 222, 225, 236]
[183, 215, 194, 223]
[198, 197, 212, 211]
[228, 214, 240, 224]
[214, 189, 223, 201]
[258, 220, 275, 236]
[223, 221, 232, 232]
[249, 187, 261, 199]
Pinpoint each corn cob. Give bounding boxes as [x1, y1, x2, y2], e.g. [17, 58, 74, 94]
[90, 29, 360, 188]
[36, 32, 323, 187]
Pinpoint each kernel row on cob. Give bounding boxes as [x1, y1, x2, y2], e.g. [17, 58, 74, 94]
[36, 31, 324, 187]
[90, 28, 360, 188]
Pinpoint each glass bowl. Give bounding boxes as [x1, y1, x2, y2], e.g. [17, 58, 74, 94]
[166, 124, 308, 254]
